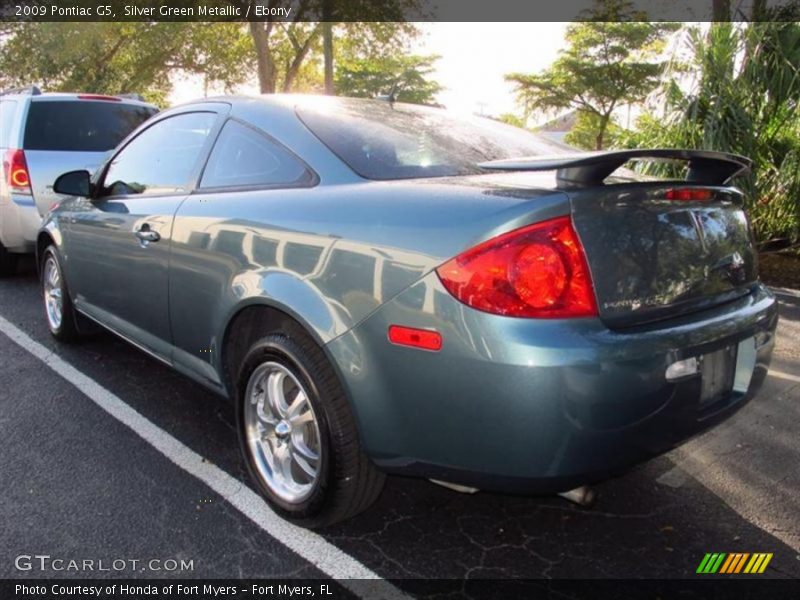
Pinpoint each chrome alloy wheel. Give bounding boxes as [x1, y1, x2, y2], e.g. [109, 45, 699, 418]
[244, 361, 322, 504]
[43, 256, 63, 331]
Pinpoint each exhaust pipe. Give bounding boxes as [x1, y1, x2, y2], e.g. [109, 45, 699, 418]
[558, 485, 597, 507]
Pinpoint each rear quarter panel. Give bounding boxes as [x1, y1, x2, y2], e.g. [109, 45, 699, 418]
[167, 179, 570, 394]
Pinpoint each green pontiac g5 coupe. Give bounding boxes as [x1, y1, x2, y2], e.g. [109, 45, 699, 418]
[39, 95, 777, 527]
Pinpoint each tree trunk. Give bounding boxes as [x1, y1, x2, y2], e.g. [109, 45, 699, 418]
[323, 22, 334, 95]
[596, 113, 611, 150]
[282, 27, 320, 92]
[712, 0, 730, 21]
[249, 22, 275, 94]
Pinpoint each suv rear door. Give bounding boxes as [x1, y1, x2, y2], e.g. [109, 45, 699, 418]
[23, 97, 156, 217]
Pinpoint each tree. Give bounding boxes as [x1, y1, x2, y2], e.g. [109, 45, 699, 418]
[505, 2, 678, 149]
[622, 16, 800, 248]
[564, 112, 623, 150]
[242, 0, 421, 94]
[248, 19, 322, 94]
[334, 53, 442, 104]
[0, 22, 252, 105]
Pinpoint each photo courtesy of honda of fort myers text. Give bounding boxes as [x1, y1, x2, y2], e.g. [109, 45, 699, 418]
[1, 1, 800, 600]
[15, 583, 339, 598]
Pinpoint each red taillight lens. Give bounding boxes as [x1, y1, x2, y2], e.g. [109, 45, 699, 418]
[3, 149, 32, 194]
[388, 325, 443, 351]
[436, 216, 597, 318]
[664, 188, 713, 201]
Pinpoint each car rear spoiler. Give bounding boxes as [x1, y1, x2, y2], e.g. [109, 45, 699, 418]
[477, 149, 752, 187]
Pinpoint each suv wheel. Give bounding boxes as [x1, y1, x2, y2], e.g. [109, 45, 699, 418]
[237, 333, 385, 527]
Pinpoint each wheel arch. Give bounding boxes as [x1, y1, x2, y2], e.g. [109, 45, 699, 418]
[219, 300, 335, 402]
[36, 230, 58, 278]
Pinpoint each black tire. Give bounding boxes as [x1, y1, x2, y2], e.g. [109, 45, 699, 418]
[236, 332, 385, 528]
[40, 246, 80, 342]
[0, 241, 18, 277]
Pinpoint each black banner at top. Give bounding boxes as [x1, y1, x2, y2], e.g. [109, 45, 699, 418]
[1, 0, 799, 23]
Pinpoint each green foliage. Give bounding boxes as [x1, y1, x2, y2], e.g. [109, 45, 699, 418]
[564, 112, 623, 150]
[335, 53, 442, 105]
[496, 113, 527, 129]
[621, 20, 800, 247]
[329, 22, 439, 104]
[506, 1, 678, 149]
[0, 22, 252, 106]
[246, 1, 424, 94]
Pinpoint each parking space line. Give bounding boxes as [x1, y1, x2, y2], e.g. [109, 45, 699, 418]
[0, 315, 407, 599]
[769, 369, 800, 384]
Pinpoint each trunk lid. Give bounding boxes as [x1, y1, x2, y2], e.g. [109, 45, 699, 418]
[570, 185, 757, 328]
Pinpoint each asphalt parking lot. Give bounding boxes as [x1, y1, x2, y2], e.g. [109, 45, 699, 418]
[1, 257, 799, 588]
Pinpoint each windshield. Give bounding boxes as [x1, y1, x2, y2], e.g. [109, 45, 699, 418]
[296, 98, 570, 180]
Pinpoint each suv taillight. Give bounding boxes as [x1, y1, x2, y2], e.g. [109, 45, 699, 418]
[3, 149, 32, 195]
[436, 216, 597, 318]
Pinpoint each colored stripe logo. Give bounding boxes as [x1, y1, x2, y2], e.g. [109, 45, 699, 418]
[697, 552, 773, 574]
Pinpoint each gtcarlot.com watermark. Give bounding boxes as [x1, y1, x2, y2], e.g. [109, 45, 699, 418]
[15, 554, 194, 573]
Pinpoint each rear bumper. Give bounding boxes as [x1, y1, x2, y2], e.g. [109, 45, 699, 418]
[326, 275, 778, 493]
[0, 194, 39, 253]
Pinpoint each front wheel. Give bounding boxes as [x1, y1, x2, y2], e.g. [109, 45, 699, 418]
[237, 333, 385, 527]
[41, 246, 80, 342]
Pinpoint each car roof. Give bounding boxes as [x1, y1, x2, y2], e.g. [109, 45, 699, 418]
[29, 93, 156, 108]
[172, 93, 440, 125]
[1, 88, 155, 109]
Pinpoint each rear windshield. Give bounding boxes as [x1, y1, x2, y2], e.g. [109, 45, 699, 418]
[24, 100, 156, 152]
[296, 98, 569, 180]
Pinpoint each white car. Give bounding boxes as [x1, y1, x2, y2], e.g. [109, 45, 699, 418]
[0, 86, 156, 275]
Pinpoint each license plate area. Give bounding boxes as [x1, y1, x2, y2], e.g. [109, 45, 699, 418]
[699, 345, 737, 407]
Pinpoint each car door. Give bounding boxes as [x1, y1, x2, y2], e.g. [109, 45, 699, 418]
[168, 118, 317, 388]
[67, 108, 225, 360]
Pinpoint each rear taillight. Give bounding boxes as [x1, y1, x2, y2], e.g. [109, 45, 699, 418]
[664, 188, 713, 201]
[3, 149, 32, 195]
[436, 216, 597, 318]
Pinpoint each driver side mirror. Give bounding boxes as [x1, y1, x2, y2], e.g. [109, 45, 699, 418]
[53, 170, 91, 197]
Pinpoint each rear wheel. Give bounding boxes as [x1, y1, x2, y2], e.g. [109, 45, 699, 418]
[41, 246, 80, 342]
[0, 241, 18, 277]
[237, 332, 385, 527]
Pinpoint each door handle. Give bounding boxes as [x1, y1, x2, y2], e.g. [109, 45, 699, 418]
[134, 225, 160, 244]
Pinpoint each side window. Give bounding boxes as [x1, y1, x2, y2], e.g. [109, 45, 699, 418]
[0, 101, 18, 148]
[102, 112, 216, 197]
[200, 119, 312, 189]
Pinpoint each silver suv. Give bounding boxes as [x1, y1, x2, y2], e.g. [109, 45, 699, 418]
[0, 86, 156, 275]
